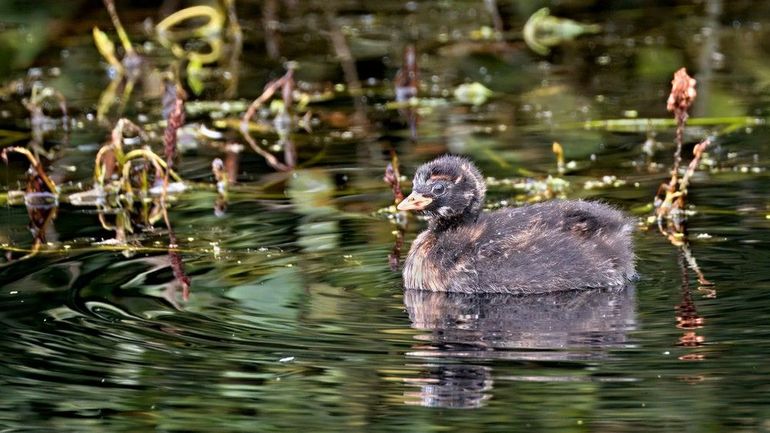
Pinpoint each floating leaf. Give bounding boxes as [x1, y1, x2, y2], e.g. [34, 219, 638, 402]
[469, 26, 498, 41]
[454, 82, 493, 106]
[523, 8, 601, 55]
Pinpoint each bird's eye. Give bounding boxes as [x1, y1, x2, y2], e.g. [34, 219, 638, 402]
[431, 183, 446, 196]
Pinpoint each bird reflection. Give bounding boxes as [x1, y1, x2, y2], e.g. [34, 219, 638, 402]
[403, 286, 636, 408]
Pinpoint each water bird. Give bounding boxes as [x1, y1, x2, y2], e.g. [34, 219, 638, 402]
[397, 155, 636, 293]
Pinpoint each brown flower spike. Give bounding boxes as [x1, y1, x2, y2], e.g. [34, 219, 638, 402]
[667, 68, 697, 115]
[667, 68, 697, 192]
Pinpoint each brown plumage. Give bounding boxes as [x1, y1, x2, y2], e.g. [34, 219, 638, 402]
[397, 155, 636, 294]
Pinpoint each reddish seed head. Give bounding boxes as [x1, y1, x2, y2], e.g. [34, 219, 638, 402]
[667, 68, 697, 113]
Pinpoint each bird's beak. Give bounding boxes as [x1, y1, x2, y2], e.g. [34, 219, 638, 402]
[397, 192, 433, 211]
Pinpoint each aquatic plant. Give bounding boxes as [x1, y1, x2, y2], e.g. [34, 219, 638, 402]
[394, 44, 419, 103]
[211, 157, 229, 216]
[383, 153, 404, 206]
[1, 147, 59, 264]
[156, 5, 225, 65]
[383, 150, 406, 271]
[161, 77, 187, 197]
[155, 3, 241, 95]
[394, 44, 420, 138]
[13, 82, 70, 160]
[92, 0, 138, 75]
[90, 115, 178, 245]
[647, 68, 716, 307]
[654, 68, 711, 245]
[92, 0, 146, 121]
[453, 82, 493, 106]
[552, 141, 565, 175]
[240, 65, 302, 172]
[523, 7, 601, 55]
[93, 118, 183, 204]
[1, 146, 57, 197]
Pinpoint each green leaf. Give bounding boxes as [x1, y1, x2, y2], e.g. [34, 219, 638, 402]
[92, 26, 123, 72]
[454, 82, 493, 106]
[186, 56, 205, 95]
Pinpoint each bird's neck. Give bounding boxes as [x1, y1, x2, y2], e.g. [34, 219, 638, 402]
[428, 210, 480, 233]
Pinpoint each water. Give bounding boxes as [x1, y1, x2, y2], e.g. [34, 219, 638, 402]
[2, 1, 770, 431]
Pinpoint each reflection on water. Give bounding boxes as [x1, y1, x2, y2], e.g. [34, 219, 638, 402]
[403, 287, 636, 408]
[674, 243, 714, 361]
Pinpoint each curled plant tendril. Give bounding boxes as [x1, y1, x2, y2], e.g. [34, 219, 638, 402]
[240, 66, 298, 172]
[156, 5, 224, 65]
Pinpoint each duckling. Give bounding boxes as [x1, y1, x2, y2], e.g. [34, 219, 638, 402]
[397, 155, 635, 294]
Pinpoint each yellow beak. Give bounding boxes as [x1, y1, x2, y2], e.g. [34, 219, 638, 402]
[397, 192, 433, 211]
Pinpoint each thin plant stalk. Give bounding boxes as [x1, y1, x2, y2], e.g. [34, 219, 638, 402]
[102, 0, 135, 54]
[240, 68, 297, 171]
[1, 147, 58, 194]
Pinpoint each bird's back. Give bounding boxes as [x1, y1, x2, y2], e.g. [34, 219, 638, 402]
[409, 200, 636, 294]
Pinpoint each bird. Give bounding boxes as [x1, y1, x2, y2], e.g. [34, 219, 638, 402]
[396, 155, 636, 294]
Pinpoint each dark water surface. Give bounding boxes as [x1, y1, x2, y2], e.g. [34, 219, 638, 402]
[2, 1, 770, 431]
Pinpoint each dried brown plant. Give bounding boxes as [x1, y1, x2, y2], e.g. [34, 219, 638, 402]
[240, 67, 297, 172]
[654, 68, 710, 245]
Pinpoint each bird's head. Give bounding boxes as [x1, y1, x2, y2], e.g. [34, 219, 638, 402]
[397, 155, 486, 229]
